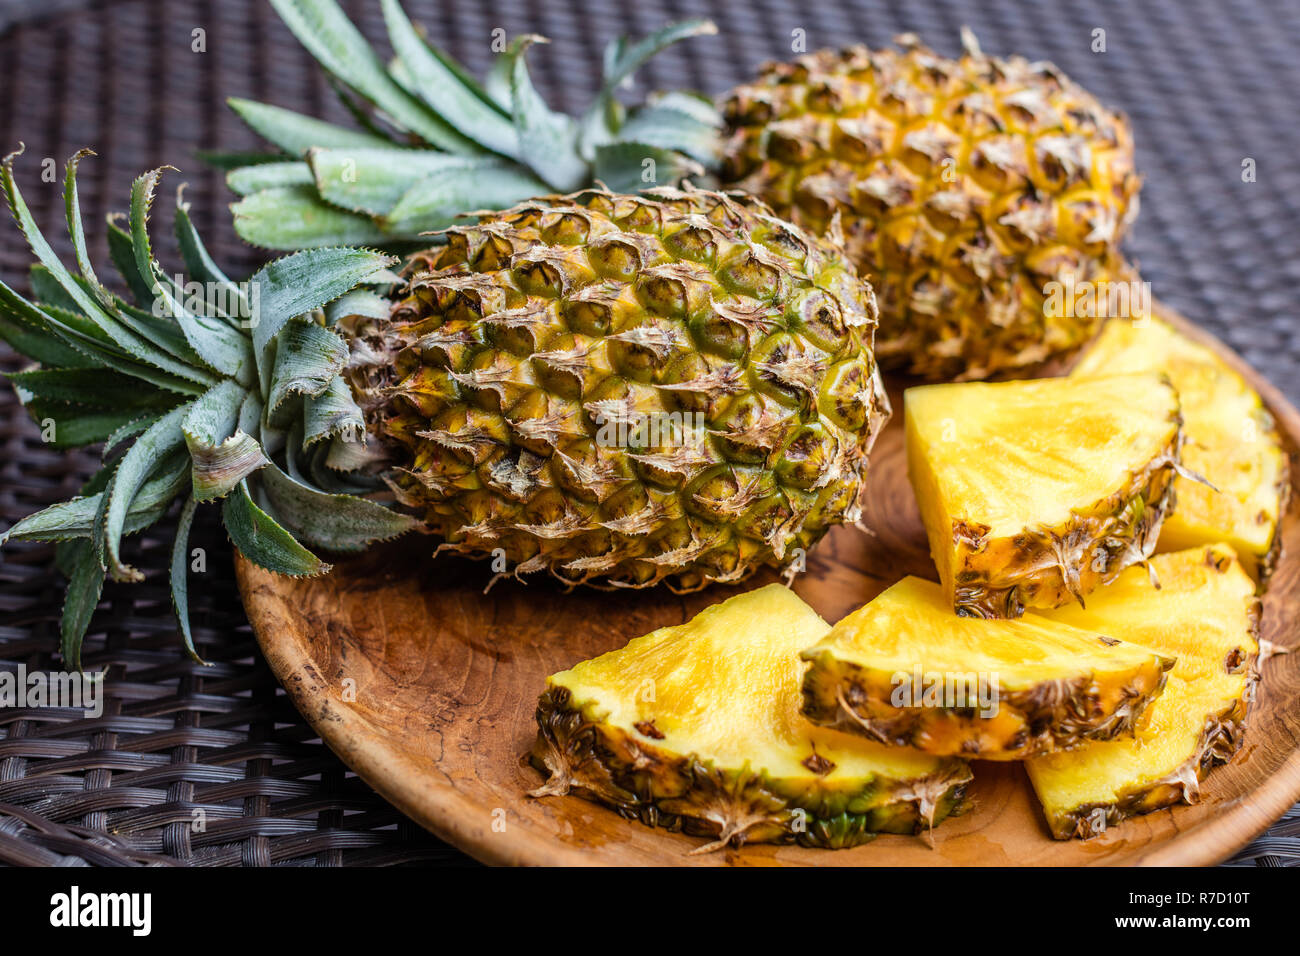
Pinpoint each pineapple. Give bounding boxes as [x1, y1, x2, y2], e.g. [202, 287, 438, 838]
[906, 373, 1183, 617]
[0, 153, 889, 662]
[721, 31, 1141, 380]
[222, 0, 723, 249]
[1072, 316, 1289, 583]
[1026, 545, 1260, 839]
[350, 186, 889, 591]
[530, 584, 972, 851]
[800, 576, 1174, 759]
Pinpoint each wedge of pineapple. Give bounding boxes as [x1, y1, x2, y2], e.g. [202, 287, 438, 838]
[906, 373, 1183, 618]
[1072, 316, 1289, 583]
[800, 577, 1174, 759]
[1026, 545, 1260, 839]
[530, 584, 971, 851]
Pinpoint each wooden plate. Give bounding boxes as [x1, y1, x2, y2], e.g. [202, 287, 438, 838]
[237, 306, 1300, 866]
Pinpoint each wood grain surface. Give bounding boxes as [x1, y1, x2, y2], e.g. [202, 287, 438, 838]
[237, 305, 1300, 866]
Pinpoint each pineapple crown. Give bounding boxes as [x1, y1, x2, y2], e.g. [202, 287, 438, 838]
[0, 148, 422, 669]
[218, 0, 721, 250]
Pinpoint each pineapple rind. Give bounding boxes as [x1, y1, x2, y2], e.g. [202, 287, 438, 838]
[532, 687, 970, 849]
[346, 186, 890, 592]
[905, 374, 1183, 617]
[530, 584, 971, 850]
[1071, 316, 1290, 584]
[800, 578, 1174, 759]
[720, 35, 1140, 380]
[1025, 545, 1261, 839]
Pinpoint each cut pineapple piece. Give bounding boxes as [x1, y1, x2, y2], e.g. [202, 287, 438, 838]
[1072, 316, 1289, 583]
[1026, 545, 1260, 839]
[906, 373, 1182, 618]
[530, 584, 971, 851]
[801, 577, 1173, 759]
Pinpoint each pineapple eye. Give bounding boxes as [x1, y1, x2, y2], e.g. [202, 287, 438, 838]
[719, 249, 784, 301]
[789, 288, 848, 352]
[587, 238, 643, 279]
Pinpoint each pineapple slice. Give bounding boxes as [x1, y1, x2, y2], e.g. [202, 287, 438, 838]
[1026, 545, 1260, 839]
[906, 373, 1183, 617]
[1072, 317, 1289, 583]
[800, 577, 1174, 759]
[530, 584, 972, 851]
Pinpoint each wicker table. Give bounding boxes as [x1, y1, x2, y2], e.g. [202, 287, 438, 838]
[0, 0, 1296, 866]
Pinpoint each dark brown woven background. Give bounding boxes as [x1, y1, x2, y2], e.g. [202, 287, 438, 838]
[0, 0, 1297, 866]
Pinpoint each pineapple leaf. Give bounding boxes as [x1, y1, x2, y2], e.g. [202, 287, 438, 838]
[222, 480, 330, 576]
[103, 413, 161, 457]
[129, 167, 255, 384]
[324, 288, 391, 325]
[307, 147, 490, 217]
[260, 462, 418, 552]
[227, 161, 315, 196]
[267, 317, 349, 413]
[504, 36, 587, 192]
[101, 403, 191, 581]
[1, 149, 219, 390]
[29, 263, 90, 316]
[106, 215, 163, 308]
[17, 400, 161, 449]
[169, 494, 205, 664]
[232, 185, 392, 250]
[383, 162, 548, 236]
[249, 246, 395, 372]
[227, 97, 396, 155]
[592, 141, 705, 194]
[619, 100, 724, 165]
[183, 379, 269, 502]
[63, 149, 116, 312]
[174, 192, 241, 295]
[267, 0, 479, 155]
[380, 0, 519, 158]
[7, 368, 176, 411]
[303, 375, 364, 446]
[579, 19, 718, 154]
[1, 449, 190, 545]
[0, 306, 101, 369]
[59, 538, 105, 672]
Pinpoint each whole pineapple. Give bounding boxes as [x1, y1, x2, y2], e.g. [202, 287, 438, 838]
[0, 154, 889, 663]
[346, 187, 889, 591]
[721, 31, 1141, 380]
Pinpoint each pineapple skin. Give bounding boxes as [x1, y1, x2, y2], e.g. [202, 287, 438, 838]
[530, 585, 971, 850]
[1026, 545, 1261, 840]
[1071, 316, 1290, 585]
[344, 187, 890, 591]
[532, 686, 970, 849]
[800, 579, 1175, 759]
[905, 376, 1183, 618]
[720, 34, 1140, 381]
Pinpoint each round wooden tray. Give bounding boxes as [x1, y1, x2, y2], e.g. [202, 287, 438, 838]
[237, 307, 1300, 866]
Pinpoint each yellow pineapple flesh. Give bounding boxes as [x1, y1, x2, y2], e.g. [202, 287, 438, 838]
[530, 584, 971, 851]
[905, 372, 1183, 617]
[1071, 316, 1289, 582]
[1026, 545, 1260, 839]
[801, 576, 1173, 759]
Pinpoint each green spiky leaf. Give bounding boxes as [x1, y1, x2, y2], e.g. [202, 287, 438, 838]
[268, 0, 478, 154]
[222, 480, 330, 576]
[232, 185, 392, 249]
